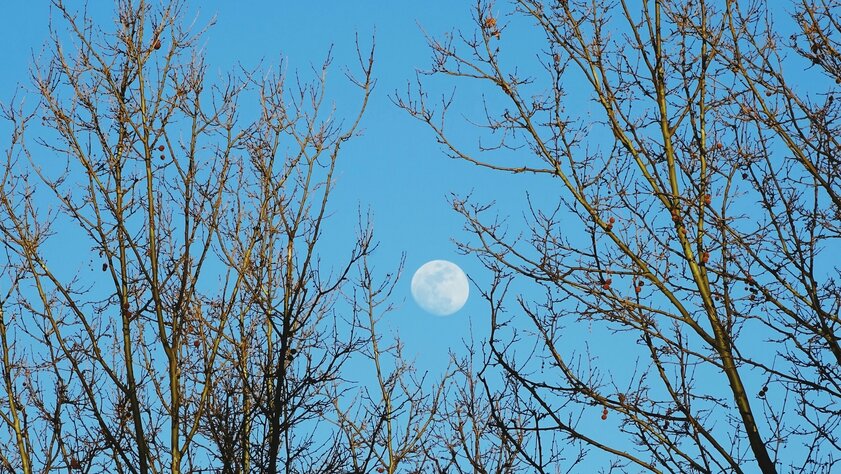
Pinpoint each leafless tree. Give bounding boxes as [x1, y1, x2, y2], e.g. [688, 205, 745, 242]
[421, 323, 541, 474]
[400, 0, 840, 472]
[332, 247, 450, 474]
[0, 1, 374, 473]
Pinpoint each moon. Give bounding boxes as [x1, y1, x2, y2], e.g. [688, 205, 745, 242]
[410, 260, 469, 316]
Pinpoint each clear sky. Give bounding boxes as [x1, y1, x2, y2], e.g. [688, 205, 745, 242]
[0, 2, 519, 373]
[3, 3, 830, 470]
[0, 0, 802, 395]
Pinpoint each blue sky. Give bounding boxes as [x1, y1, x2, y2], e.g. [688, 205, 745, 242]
[0, 0, 794, 392]
[0, 2, 512, 372]
[3, 2, 831, 469]
[0, 4, 684, 456]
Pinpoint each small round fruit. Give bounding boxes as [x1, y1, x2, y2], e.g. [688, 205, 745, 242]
[153, 38, 162, 50]
[158, 145, 165, 151]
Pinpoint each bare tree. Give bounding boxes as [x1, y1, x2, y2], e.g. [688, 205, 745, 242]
[422, 326, 538, 474]
[207, 38, 374, 474]
[333, 246, 451, 474]
[400, 0, 840, 472]
[0, 1, 373, 473]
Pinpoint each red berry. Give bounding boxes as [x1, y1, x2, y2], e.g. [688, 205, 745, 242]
[158, 145, 165, 151]
[609, 216, 616, 224]
[153, 38, 162, 50]
[601, 413, 608, 420]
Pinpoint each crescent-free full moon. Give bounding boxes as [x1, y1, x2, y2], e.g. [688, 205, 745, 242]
[410, 260, 469, 316]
